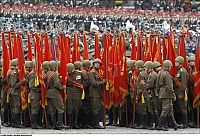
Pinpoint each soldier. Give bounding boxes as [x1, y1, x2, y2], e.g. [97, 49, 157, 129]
[9, 59, 25, 128]
[174, 56, 189, 128]
[79, 60, 92, 128]
[157, 60, 180, 131]
[135, 60, 148, 129]
[45, 61, 67, 130]
[144, 61, 160, 130]
[187, 56, 197, 127]
[89, 58, 106, 129]
[66, 61, 88, 129]
[27, 61, 42, 129]
[119, 60, 135, 127]
[152, 61, 162, 116]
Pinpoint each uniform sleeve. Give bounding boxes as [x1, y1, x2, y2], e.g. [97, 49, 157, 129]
[53, 74, 64, 91]
[11, 73, 19, 88]
[89, 72, 101, 87]
[165, 73, 174, 97]
[180, 71, 188, 91]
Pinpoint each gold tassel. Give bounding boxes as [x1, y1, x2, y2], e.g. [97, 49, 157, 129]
[184, 89, 188, 101]
[106, 81, 109, 91]
[141, 93, 145, 104]
[34, 76, 39, 87]
[81, 90, 85, 100]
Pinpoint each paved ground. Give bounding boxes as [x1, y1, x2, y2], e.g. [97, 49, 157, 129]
[0, 125, 199, 134]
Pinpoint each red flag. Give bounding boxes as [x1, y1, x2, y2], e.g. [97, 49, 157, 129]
[65, 37, 71, 63]
[119, 33, 128, 98]
[17, 35, 25, 81]
[72, 32, 81, 63]
[13, 35, 18, 59]
[144, 36, 152, 61]
[35, 34, 46, 108]
[1, 32, 10, 78]
[112, 36, 122, 105]
[8, 32, 13, 59]
[27, 33, 32, 61]
[162, 36, 167, 61]
[193, 41, 200, 108]
[101, 34, 112, 109]
[137, 34, 142, 60]
[167, 33, 176, 77]
[131, 33, 136, 60]
[179, 35, 188, 70]
[83, 33, 89, 60]
[154, 35, 163, 64]
[44, 33, 53, 61]
[152, 36, 157, 60]
[94, 33, 100, 59]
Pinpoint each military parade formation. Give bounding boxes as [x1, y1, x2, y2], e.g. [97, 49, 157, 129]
[0, 0, 200, 133]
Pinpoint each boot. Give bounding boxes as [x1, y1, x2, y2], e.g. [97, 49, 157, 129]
[46, 114, 54, 129]
[148, 114, 154, 130]
[50, 114, 59, 130]
[14, 113, 25, 128]
[154, 114, 160, 130]
[31, 114, 42, 129]
[67, 114, 73, 129]
[93, 114, 104, 129]
[1, 107, 9, 127]
[159, 116, 168, 131]
[136, 115, 147, 129]
[73, 114, 80, 129]
[181, 114, 188, 129]
[168, 115, 181, 131]
[81, 114, 92, 129]
[57, 113, 69, 129]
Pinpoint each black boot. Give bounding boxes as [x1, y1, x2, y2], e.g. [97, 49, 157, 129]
[136, 115, 147, 129]
[180, 113, 188, 129]
[1, 107, 9, 127]
[93, 114, 104, 129]
[14, 113, 25, 128]
[81, 113, 92, 129]
[159, 116, 168, 131]
[148, 114, 154, 130]
[57, 113, 69, 129]
[50, 114, 59, 130]
[73, 114, 80, 129]
[31, 114, 42, 129]
[154, 114, 160, 130]
[168, 115, 181, 131]
[68, 114, 73, 129]
[46, 114, 54, 129]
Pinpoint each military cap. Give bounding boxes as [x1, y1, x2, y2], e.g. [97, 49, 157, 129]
[188, 56, 195, 62]
[163, 60, 173, 68]
[42, 61, 49, 69]
[135, 60, 144, 68]
[153, 61, 161, 68]
[144, 61, 153, 69]
[175, 56, 184, 64]
[11, 59, 18, 66]
[74, 61, 82, 69]
[82, 60, 91, 68]
[49, 61, 58, 70]
[25, 61, 33, 68]
[127, 60, 136, 68]
[93, 58, 102, 64]
[67, 63, 75, 73]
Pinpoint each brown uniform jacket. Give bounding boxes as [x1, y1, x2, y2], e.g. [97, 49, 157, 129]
[157, 69, 175, 99]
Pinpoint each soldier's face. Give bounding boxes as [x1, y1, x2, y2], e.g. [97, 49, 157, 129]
[175, 62, 180, 67]
[94, 63, 100, 68]
[188, 61, 195, 66]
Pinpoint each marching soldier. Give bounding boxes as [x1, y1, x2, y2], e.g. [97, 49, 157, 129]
[27, 61, 42, 129]
[157, 60, 180, 131]
[152, 61, 162, 116]
[45, 61, 67, 130]
[89, 58, 106, 129]
[135, 60, 149, 129]
[79, 60, 92, 128]
[66, 61, 88, 129]
[144, 61, 159, 130]
[174, 56, 189, 128]
[187, 56, 197, 127]
[9, 59, 25, 128]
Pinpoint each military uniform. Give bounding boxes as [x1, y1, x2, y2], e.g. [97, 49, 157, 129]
[157, 60, 180, 131]
[174, 56, 189, 128]
[145, 70, 159, 129]
[45, 61, 66, 130]
[89, 58, 105, 129]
